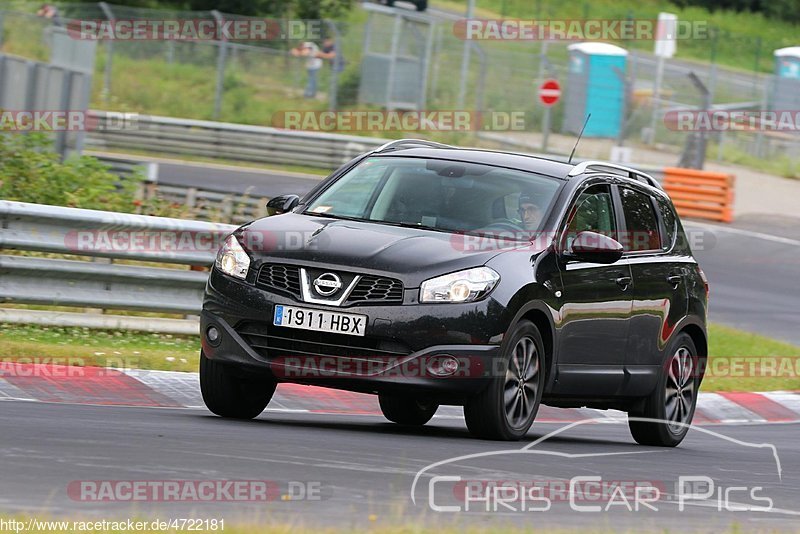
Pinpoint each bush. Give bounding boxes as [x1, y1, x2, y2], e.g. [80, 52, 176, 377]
[0, 132, 142, 212]
[336, 66, 361, 107]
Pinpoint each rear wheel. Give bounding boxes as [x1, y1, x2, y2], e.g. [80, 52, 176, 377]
[628, 333, 699, 447]
[378, 394, 438, 425]
[464, 320, 545, 440]
[200, 352, 276, 419]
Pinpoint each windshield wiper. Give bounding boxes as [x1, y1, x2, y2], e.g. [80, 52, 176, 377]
[304, 211, 369, 222]
[305, 211, 453, 234]
[374, 220, 454, 234]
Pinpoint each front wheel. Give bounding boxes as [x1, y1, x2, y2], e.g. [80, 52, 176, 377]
[200, 352, 276, 419]
[378, 394, 438, 425]
[464, 320, 545, 440]
[628, 333, 699, 447]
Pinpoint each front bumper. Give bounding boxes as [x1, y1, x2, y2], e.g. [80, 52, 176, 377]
[201, 269, 505, 400]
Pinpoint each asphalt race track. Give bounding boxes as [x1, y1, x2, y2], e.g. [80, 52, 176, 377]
[156, 160, 323, 198]
[687, 215, 800, 346]
[0, 400, 798, 530]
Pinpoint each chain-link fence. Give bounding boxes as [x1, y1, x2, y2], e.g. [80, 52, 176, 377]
[1, 2, 798, 173]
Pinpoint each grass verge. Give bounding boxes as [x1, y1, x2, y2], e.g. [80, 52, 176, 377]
[1, 322, 798, 392]
[0, 323, 199, 373]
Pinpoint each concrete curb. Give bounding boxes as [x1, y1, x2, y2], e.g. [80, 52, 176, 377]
[1, 364, 799, 425]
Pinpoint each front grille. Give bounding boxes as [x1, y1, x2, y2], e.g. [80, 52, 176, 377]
[256, 264, 301, 298]
[235, 321, 411, 364]
[255, 263, 404, 306]
[346, 275, 404, 305]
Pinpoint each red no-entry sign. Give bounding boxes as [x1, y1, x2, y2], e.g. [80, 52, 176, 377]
[538, 79, 561, 106]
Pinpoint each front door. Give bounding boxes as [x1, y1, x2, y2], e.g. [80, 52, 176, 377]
[554, 183, 633, 395]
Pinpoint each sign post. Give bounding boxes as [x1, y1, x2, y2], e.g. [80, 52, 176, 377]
[648, 12, 678, 144]
[538, 79, 561, 152]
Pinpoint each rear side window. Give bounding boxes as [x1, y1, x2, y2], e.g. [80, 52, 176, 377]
[620, 187, 661, 252]
[657, 197, 677, 250]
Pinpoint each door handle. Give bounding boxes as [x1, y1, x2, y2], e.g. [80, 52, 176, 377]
[615, 275, 632, 289]
[666, 274, 682, 288]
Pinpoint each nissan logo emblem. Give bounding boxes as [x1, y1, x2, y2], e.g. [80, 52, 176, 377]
[313, 272, 343, 296]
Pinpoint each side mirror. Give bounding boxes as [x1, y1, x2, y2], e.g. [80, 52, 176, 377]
[266, 194, 300, 216]
[567, 231, 624, 264]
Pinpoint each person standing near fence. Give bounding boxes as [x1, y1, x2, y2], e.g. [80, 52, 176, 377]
[318, 37, 344, 73]
[291, 41, 323, 99]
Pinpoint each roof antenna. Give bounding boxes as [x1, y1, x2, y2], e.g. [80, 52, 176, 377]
[568, 113, 591, 164]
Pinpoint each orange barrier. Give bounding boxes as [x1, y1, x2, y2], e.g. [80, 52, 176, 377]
[662, 167, 735, 223]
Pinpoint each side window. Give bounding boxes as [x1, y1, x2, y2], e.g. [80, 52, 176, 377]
[657, 197, 677, 250]
[563, 184, 616, 251]
[620, 187, 661, 252]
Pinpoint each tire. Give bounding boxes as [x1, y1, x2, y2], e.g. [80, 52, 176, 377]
[378, 394, 438, 425]
[200, 352, 276, 420]
[464, 320, 545, 440]
[628, 333, 699, 447]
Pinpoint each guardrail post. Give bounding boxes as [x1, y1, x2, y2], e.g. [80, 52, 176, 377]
[146, 162, 159, 183]
[185, 188, 198, 211]
[221, 196, 234, 222]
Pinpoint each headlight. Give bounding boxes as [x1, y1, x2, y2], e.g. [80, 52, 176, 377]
[420, 267, 500, 303]
[215, 234, 250, 280]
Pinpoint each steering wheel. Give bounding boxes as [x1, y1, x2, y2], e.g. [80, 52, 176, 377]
[475, 218, 525, 234]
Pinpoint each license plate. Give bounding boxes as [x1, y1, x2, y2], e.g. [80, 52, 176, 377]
[273, 305, 367, 337]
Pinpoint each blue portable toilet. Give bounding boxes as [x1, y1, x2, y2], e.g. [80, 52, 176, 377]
[563, 42, 628, 138]
[773, 47, 800, 113]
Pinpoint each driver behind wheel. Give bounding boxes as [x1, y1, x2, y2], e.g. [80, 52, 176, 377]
[518, 194, 543, 231]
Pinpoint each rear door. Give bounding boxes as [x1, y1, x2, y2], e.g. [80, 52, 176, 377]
[617, 185, 690, 394]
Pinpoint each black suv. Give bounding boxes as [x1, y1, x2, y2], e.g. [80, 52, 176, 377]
[200, 140, 709, 446]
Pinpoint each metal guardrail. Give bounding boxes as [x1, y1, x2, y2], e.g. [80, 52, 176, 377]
[86, 111, 387, 170]
[0, 201, 236, 332]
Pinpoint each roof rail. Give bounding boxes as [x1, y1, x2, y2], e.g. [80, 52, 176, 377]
[374, 138, 453, 153]
[568, 160, 662, 190]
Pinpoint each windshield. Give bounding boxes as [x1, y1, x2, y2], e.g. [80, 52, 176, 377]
[304, 157, 562, 239]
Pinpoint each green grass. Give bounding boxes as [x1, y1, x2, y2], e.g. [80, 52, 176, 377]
[704, 324, 800, 392]
[0, 323, 199, 372]
[1, 321, 798, 392]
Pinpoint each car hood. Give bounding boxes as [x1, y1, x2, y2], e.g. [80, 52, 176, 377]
[240, 213, 511, 287]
